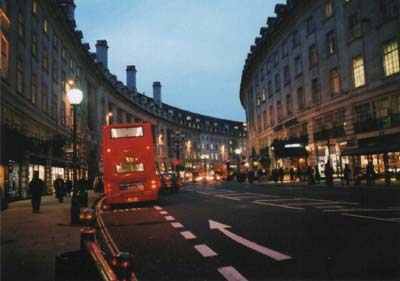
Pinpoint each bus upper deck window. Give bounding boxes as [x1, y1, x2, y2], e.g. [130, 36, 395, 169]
[111, 127, 144, 138]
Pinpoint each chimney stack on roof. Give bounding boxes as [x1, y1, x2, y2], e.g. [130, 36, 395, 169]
[59, 0, 76, 22]
[126, 65, 137, 92]
[153, 81, 162, 107]
[95, 40, 108, 69]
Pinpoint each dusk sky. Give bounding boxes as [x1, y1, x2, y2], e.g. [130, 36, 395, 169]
[75, 0, 281, 121]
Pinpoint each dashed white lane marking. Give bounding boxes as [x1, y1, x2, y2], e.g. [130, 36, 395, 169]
[215, 195, 241, 201]
[154, 206, 162, 210]
[171, 222, 184, 228]
[324, 207, 400, 213]
[218, 266, 248, 281]
[254, 201, 304, 210]
[388, 217, 400, 222]
[180, 231, 197, 239]
[287, 202, 343, 206]
[165, 216, 175, 221]
[342, 213, 400, 223]
[196, 191, 211, 195]
[255, 198, 302, 202]
[160, 210, 168, 215]
[315, 205, 343, 209]
[194, 244, 218, 257]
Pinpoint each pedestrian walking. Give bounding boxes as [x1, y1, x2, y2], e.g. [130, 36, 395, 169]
[28, 172, 45, 213]
[296, 166, 302, 182]
[366, 162, 374, 186]
[65, 178, 72, 197]
[54, 175, 65, 203]
[325, 161, 334, 187]
[315, 165, 321, 184]
[307, 166, 315, 185]
[289, 167, 295, 183]
[354, 165, 361, 185]
[278, 167, 284, 183]
[78, 176, 88, 207]
[343, 164, 351, 185]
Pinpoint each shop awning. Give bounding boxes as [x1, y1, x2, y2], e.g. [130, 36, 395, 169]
[341, 145, 400, 156]
[274, 147, 309, 158]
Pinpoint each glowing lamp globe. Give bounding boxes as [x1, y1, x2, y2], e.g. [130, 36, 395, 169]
[67, 88, 83, 105]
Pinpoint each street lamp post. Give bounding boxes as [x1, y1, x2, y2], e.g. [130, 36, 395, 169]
[67, 88, 83, 225]
[106, 112, 113, 125]
[235, 148, 242, 173]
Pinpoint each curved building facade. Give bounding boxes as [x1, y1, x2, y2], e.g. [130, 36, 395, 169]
[0, 0, 246, 201]
[240, 0, 400, 179]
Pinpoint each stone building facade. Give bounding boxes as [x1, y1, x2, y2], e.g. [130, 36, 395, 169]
[0, 0, 246, 201]
[240, 0, 400, 180]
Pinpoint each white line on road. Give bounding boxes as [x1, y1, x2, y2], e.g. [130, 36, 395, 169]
[171, 222, 184, 228]
[218, 266, 248, 281]
[194, 244, 218, 257]
[254, 201, 304, 210]
[342, 213, 400, 223]
[287, 202, 341, 206]
[180, 231, 197, 239]
[215, 195, 242, 201]
[196, 191, 211, 195]
[324, 207, 400, 213]
[314, 205, 344, 209]
[160, 210, 168, 215]
[154, 206, 162, 210]
[164, 216, 175, 221]
[254, 198, 302, 202]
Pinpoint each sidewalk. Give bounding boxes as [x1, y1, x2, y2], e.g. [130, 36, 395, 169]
[1, 191, 103, 281]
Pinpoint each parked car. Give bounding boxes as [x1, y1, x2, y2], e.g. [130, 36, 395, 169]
[159, 172, 182, 193]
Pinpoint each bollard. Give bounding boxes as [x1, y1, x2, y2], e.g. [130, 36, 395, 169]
[111, 252, 135, 281]
[80, 228, 96, 251]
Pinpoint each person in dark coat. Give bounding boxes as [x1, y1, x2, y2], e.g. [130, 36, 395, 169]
[78, 176, 88, 207]
[28, 172, 45, 213]
[343, 164, 351, 185]
[54, 175, 65, 203]
[65, 178, 72, 197]
[325, 161, 334, 187]
[307, 166, 315, 185]
[289, 167, 295, 182]
[366, 162, 375, 185]
[296, 166, 302, 182]
[315, 165, 321, 184]
[278, 167, 284, 183]
[354, 165, 361, 185]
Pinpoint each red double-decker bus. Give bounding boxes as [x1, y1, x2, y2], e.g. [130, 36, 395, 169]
[102, 123, 160, 205]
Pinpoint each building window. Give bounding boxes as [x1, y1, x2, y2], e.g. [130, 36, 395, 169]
[329, 67, 340, 95]
[69, 58, 74, 71]
[294, 56, 302, 77]
[42, 85, 48, 113]
[269, 105, 274, 126]
[263, 110, 267, 129]
[17, 11, 24, 40]
[277, 100, 283, 121]
[349, 12, 362, 40]
[32, 33, 38, 57]
[32, 0, 38, 15]
[53, 34, 58, 50]
[43, 18, 48, 34]
[381, 0, 398, 19]
[52, 60, 58, 83]
[52, 94, 58, 120]
[297, 87, 305, 112]
[61, 100, 66, 125]
[284, 65, 290, 85]
[267, 60, 272, 73]
[261, 88, 266, 102]
[286, 94, 293, 116]
[273, 52, 279, 66]
[383, 40, 399, 77]
[77, 66, 81, 78]
[355, 102, 373, 122]
[324, 1, 334, 18]
[62, 47, 66, 61]
[0, 33, 9, 79]
[307, 17, 316, 34]
[256, 96, 261, 107]
[43, 48, 48, 71]
[17, 60, 24, 94]
[326, 30, 336, 55]
[31, 74, 37, 104]
[309, 45, 318, 66]
[267, 80, 273, 97]
[282, 40, 288, 57]
[293, 30, 300, 47]
[352, 56, 366, 87]
[275, 73, 280, 92]
[311, 78, 320, 104]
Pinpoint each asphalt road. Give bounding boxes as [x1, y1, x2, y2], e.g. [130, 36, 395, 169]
[99, 182, 400, 281]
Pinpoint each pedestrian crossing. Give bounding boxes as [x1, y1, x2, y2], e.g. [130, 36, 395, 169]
[184, 186, 400, 223]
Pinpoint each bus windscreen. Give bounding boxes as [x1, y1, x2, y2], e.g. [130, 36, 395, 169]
[111, 127, 143, 138]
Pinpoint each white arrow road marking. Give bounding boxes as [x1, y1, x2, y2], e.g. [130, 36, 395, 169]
[194, 244, 218, 257]
[209, 220, 292, 261]
[180, 231, 197, 239]
[154, 206, 162, 210]
[171, 222, 183, 228]
[160, 210, 168, 215]
[218, 266, 248, 281]
[164, 216, 175, 221]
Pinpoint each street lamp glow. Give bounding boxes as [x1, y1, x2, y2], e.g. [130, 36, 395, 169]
[67, 88, 83, 105]
[234, 148, 242, 155]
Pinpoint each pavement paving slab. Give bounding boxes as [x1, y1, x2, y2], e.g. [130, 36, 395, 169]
[1, 191, 103, 281]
